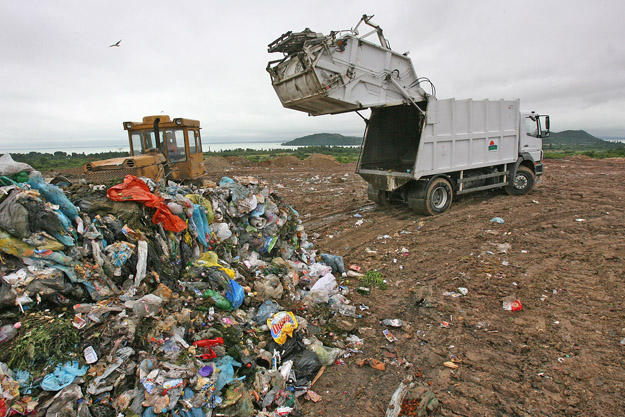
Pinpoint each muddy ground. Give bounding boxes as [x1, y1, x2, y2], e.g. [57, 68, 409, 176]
[203, 155, 625, 417]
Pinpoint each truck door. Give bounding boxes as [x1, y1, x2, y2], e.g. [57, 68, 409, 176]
[520, 116, 542, 161]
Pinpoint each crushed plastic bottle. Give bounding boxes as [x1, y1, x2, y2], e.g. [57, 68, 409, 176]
[0, 322, 21, 344]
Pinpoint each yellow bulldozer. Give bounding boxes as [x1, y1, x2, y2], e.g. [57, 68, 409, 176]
[83, 115, 206, 182]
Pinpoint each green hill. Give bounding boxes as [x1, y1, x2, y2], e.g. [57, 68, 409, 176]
[282, 133, 362, 146]
[544, 130, 624, 151]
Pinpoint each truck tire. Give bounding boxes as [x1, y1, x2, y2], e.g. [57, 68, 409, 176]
[505, 166, 535, 195]
[424, 177, 453, 215]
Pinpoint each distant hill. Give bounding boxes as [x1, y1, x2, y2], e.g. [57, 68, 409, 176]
[544, 130, 625, 151]
[282, 133, 362, 146]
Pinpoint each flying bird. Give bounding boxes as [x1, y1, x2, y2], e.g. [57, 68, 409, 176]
[109, 39, 122, 48]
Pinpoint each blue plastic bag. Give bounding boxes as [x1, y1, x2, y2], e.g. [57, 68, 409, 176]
[225, 279, 245, 310]
[219, 176, 234, 186]
[191, 204, 210, 247]
[214, 355, 241, 392]
[40, 361, 87, 391]
[28, 175, 79, 220]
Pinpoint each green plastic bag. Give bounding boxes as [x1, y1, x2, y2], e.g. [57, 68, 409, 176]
[203, 289, 233, 311]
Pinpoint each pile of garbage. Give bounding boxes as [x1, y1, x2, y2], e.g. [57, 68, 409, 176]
[0, 154, 363, 417]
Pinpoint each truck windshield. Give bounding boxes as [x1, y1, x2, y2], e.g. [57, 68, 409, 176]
[525, 117, 539, 138]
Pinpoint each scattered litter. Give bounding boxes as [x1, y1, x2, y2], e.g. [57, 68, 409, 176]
[356, 358, 386, 371]
[383, 329, 398, 342]
[502, 298, 523, 311]
[490, 217, 505, 224]
[382, 319, 403, 328]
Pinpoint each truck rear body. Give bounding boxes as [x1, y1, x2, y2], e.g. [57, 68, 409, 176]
[358, 97, 522, 192]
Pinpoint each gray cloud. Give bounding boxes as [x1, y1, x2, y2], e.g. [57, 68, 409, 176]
[1, 0, 624, 150]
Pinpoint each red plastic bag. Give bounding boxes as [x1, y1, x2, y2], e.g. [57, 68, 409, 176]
[107, 176, 187, 232]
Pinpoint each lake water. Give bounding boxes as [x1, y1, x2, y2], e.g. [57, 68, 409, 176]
[0, 141, 308, 155]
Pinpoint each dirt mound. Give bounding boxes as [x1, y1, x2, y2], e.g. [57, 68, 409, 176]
[224, 156, 254, 167]
[270, 155, 304, 167]
[203, 156, 231, 171]
[303, 153, 340, 168]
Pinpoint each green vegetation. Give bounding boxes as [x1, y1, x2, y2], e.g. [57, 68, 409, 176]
[282, 133, 362, 146]
[359, 270, 387, 290]
[5, 130, 625, 172]
[544, 130, 625, 158]
[10, 150, 129, 171]
[0, 312, 80, 374]
[204, 145, 361, 163]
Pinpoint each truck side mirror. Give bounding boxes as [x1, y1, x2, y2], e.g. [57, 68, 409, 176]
[543, 116, 550, 137]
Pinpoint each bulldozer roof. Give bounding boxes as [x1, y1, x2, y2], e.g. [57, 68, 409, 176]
[123, 115, 200, 130]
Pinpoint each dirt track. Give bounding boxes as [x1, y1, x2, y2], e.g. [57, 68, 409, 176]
[207, 156, 625, 416]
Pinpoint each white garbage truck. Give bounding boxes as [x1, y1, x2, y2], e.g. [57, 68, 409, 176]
[267, 15, 550, 215]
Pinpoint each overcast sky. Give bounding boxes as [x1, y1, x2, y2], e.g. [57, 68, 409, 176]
[1, 0, 624, 149]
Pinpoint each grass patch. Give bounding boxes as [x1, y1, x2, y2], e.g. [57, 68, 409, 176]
[359, 270, 387, 290]
[0, 312, 80, 375]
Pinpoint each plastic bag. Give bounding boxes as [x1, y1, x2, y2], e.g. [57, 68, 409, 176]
[255, 300, 280, 324]
[186, 194, 214, 224]
[267, 331, 305, 362]
[131, 294, 163, 317]
[0, 190, 30, 238]
[309, 343, 343, 366]
[41, 361, 87, 391]
[212, 223, 232, 241]
[0, 228, 46, 257]
[0, 154, 35, 176]
[219, 176, 235, 186]
[191, 204, 210, 247]
[294, 350, 321, 384]
[308, 273, 337, 303]
[135, 240, 148, 286]
[203, 289, 233, 311]
[107, 176, 187, 232]
[28, 175, 79, 220]
[254, 274, 283, 300]
[214, 355, 242, 392]
[225, 279, 245, 310]
[320, 253, 346, 274]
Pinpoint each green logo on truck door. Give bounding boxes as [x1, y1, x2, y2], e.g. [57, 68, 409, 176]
[488, 140, 498, 151]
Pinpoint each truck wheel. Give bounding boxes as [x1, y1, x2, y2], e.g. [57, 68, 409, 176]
[424, 177, 453, 215]
[505, 166, 535, 195]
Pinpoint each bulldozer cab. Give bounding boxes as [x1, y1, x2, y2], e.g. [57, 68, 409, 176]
[124, 115, 206, 180]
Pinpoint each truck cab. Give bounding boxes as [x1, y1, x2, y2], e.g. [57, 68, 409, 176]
[520, 112, 550, 163]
